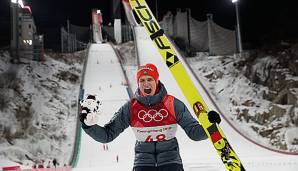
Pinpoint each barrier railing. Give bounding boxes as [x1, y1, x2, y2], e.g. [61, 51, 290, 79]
[2, 166, 21, 171]
[21, 167, 71, 171]
[2, 166, 72, 171]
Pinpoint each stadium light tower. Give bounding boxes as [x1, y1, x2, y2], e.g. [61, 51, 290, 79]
[232, 0, 242, 53]
[11, 0, 24, 8]
[10, 0, 24, 62]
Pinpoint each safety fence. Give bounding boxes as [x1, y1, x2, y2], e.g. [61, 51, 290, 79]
[102, 25, 134, 44]
[160, 10, 237, 55]
[60, 26, 88, 53]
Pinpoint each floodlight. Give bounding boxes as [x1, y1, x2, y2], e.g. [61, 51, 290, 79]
[11, 0, 24, 8]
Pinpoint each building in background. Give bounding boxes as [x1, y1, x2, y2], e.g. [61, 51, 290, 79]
[19, 6, 35, 58]
[10, 1, 44, 62]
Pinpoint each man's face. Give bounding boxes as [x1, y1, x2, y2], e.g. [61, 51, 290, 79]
[138, 75, 157, 96]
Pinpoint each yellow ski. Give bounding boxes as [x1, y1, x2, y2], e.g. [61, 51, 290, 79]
[129, 0, 245, 170]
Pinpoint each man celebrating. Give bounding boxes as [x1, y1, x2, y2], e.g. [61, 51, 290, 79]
[80, 63, 221, 171]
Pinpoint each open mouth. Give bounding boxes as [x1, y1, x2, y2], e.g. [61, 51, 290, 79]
[144, 88, 152, 94]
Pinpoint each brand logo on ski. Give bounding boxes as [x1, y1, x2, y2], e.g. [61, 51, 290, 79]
[215, 137, 243, 170]
[131, 0, 170, 50]
[193, 101, 207, 115]
[206, 125, 242, 170]
[166, 52, 179, 68]
[150, 29, 164, 40]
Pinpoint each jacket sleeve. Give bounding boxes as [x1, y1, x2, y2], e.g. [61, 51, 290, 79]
[174, 98, 208, 141]
[82, 101, 131, 143]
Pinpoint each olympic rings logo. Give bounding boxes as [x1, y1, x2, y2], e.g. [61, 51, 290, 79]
[138, 109, 168, 122]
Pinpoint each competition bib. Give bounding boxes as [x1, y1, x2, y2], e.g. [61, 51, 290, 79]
[130, 96, 178, 142]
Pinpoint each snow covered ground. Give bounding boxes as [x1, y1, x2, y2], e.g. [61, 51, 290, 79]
[0, 50, 85, 168]
[75, 43, 134, 171]
[187, 53, 298, 152]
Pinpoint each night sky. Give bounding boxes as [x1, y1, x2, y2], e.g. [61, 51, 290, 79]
[1, 0, 298, 48]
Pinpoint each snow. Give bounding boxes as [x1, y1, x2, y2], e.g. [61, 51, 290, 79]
[285, 128, 298, 151]
[75, 43, 134, 171]
[186, 53, 298, 152]
[0, 50, 84, 168]
[1, 26, 298, 171]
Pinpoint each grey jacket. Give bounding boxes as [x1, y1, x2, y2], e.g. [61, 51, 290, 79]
[82, 82, 208, 167]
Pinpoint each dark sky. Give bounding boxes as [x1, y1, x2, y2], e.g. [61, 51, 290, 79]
[1, 0, 298, 47]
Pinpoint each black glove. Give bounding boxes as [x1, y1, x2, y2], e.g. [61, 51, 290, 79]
[80, 107, 90, 122]
[208, 110, 221, 124]
[80, 107, 91, 129]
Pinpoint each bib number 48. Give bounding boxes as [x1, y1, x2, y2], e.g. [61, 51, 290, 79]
[145, 134, 166, 142]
